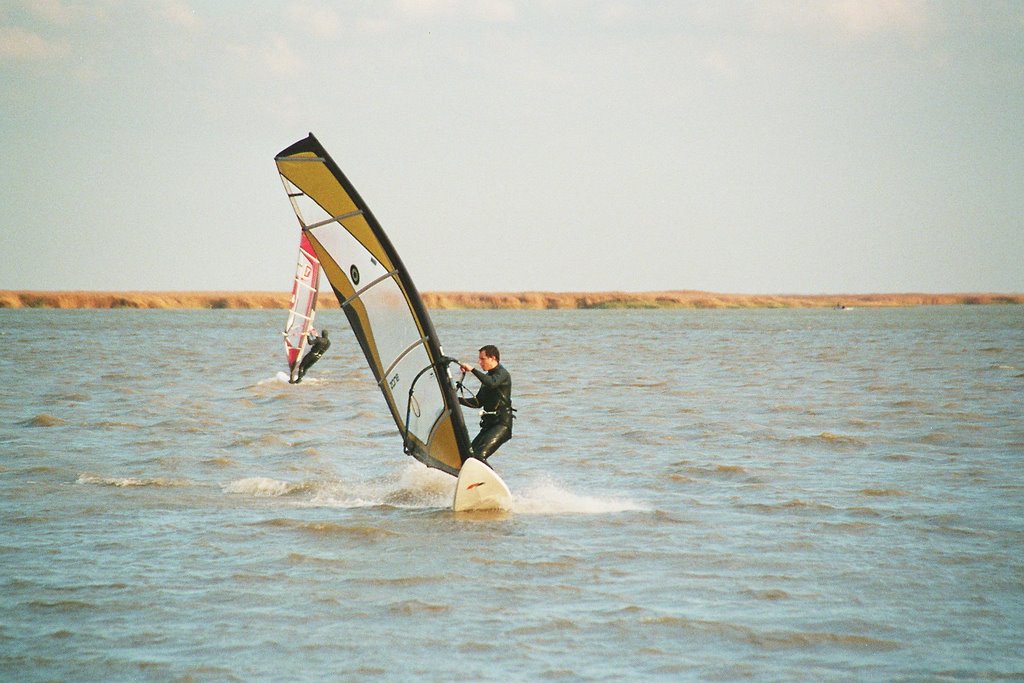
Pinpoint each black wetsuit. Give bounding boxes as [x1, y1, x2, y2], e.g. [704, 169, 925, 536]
[458, 364, 513, 461]
[293, 333, 330, 383]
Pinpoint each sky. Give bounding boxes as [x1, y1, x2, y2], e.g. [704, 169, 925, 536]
[1, 0, 1022, 294]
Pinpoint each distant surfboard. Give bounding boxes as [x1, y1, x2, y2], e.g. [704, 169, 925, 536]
[453, 458, 513, 512]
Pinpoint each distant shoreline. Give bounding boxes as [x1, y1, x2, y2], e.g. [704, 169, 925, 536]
[1, 290, 1021, 310]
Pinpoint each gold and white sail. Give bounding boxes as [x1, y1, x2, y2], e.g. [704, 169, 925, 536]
[275, 133, 472, 475]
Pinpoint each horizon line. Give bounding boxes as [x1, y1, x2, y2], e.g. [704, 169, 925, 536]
[2, 290, 1021, 310]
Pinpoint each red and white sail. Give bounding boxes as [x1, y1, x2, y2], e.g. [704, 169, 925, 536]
[283, 231, 320, 379]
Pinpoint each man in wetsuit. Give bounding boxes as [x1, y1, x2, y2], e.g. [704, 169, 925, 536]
[292, 329, 330, 383]
[458, 345, 513, 462]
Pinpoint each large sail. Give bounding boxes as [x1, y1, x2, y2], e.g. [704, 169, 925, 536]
[274, 133, 472, 475]
[283, 231, 321, 382]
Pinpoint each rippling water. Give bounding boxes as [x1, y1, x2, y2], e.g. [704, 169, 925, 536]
[2, 306, 1022, 681]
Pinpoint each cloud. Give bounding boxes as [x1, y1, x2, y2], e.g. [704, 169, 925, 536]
[393, 0, 516, 23]
[0, 25, 65, 60]
[823, 0, 930, 37]
[261, 34, 305, 75]
[395, 0, 458, 19]
[473, 0, 517, 23]
[701, 49, 738, 79]
[596, 2, 638, 27]
[152, 0, 201, 31]
[222, 33, 301, 76]
[283, 1, 341, 38]
[755, 0, 934, 41]
[21, 0, 77, 26]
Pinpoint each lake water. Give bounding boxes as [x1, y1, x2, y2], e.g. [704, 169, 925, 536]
[1, 306, 1022, 681]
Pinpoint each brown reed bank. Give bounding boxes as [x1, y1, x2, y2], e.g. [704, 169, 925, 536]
[1, 290, 1021, 310]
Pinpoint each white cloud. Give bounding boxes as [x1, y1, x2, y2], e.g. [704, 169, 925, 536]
[755, 0, 934, 41]
[22, 0, 77, 26]
[395, 0, 458, 19]
[17, 0, 115, 28]
[824, 0, 930, 37]
[152, 0, 201, 31]
[392, 0, 515, 22]
[595, 1, 637, 28]
[284, 2, 342, 38]
[0, 25, 65, 60]
[472, 0, 517, 23]
[701, 49, 738, 79]
[262, 34, 305, 75]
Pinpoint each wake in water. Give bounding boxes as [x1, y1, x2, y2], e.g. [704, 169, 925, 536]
[77, 473, 196, 488]
[222, 466, 453, 509]
[223, 463, 649, 515]
[510, 475, 649, 514]
[249, 373, 324, 388]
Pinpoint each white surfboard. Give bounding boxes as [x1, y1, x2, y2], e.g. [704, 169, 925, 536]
[453, 458, 513, 512]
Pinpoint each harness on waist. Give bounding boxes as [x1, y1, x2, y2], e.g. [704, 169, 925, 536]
[454, 366, 516, 420]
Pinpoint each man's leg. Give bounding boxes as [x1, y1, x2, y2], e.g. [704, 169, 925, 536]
[470, 424, 511, 461]
[296, 352, 319, 381]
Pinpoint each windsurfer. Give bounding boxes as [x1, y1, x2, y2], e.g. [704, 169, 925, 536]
[292, 329, 330, 383]
[458, 345, 513, 462]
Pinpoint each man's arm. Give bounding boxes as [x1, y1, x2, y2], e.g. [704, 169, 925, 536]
[472, 365, 509, 388]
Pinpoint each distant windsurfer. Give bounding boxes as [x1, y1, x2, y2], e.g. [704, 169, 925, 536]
[458, 345, 513, 462]
[291, 329, 330, 383]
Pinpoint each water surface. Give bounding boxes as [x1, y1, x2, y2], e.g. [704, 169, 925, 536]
[1, 306, 1022, 680]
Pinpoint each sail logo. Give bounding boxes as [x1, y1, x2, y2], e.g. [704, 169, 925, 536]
[350, 265, 360, 285]
[388, 373, 400, 390]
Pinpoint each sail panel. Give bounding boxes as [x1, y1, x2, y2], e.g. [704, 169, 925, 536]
[306, 219, 451, 458]
[427, 411, 461, 470]
[357, 275, 423, 375]
[305, 222, 409, 379]
[283, 232, 320, 374]
[276, 156, 394, 272]
[275, 133, 471, 475]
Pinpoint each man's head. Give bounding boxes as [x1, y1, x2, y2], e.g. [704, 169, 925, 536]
[321, 330, 328, 337]
[478, 345, 500, 371]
